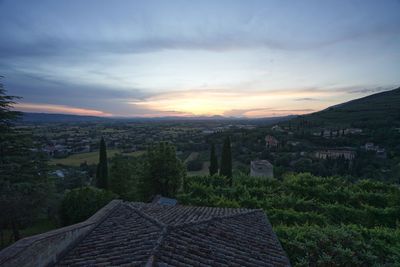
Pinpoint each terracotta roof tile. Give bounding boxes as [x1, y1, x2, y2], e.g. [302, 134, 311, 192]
[56, 202, 290, 266]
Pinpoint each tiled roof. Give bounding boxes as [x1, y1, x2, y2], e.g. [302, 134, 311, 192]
[57, 202, 290, 267]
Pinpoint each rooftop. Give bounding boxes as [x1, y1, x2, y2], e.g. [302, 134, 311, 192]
[0, 200, 291, 267]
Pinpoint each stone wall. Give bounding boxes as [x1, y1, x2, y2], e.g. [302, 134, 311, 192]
[0, 200, 122, 267]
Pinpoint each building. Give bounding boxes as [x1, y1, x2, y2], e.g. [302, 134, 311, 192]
[151, 195, 178, 206]
[344, 128, 362, 135]
[365, 142, 375, 151]
[364, 143, 387, 158]
[250, 160, 274, 178]
[376, 148, 387, 159]
[271, 125, 284, 132]
[287, 140, 300, 146]
[0, 200, 290, 267]
[265, 135, 279, 149]
[315, 149, 356, 160]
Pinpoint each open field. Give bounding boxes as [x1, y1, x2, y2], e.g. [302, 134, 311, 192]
[188, 161, 210, 176]
[51, 150, 144, 166]
[184, 152, 199, 163]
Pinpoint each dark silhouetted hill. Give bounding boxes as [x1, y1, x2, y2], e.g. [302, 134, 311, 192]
[290, 87, 400, 128]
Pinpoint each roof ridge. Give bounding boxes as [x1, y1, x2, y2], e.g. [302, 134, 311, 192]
[144, 225, 169, 267]
[126, 202, 166, 228]
[126, 202, 171, 266]
[169, 208, 264, 229]
[126, 203, 264, 266]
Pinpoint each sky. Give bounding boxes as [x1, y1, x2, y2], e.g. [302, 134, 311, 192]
[0, 0, 399, 118]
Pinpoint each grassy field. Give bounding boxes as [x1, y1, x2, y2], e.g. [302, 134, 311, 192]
[183, 152, 199, 163]
[188, 161, 210, 176]
[51, 150, 144, 166]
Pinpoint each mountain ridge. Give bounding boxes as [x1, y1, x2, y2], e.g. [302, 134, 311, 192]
[292, 87, 400, 128]
[20, 112, 295, 124]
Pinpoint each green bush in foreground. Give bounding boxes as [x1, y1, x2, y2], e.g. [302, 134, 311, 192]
[276, 224, 400, 266]
[59, 186, 117, 226]
[178, 173, 400, 266]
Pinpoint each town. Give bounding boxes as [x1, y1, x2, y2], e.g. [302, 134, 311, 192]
[15, 115, 398, 189]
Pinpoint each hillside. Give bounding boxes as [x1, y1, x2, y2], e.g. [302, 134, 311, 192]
[293, 87, 400, 128]
[20, 112, 295, 124]
[21, 113, 109, 123]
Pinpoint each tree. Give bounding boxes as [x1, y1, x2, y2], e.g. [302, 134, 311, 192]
[59, 186, 116, 226]
[139, 142, 185, 199]
[96, 137, 108, 189]
[220, 136, 232, 183]
[109, 154, 140, 200]
[209, 143, 219, 175]
[0, 80, 50, 242]
[0, 80, 21, 131]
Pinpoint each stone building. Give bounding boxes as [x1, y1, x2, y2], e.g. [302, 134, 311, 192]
[250, 160, 274, 178]
[315, 149, 356, 160]
[0, 200, 290, 267]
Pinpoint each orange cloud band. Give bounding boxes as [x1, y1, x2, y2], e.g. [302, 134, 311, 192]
[14, 103, 113, 117]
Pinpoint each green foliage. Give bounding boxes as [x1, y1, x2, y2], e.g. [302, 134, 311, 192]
[275, 225, 400, 266]
[179, 173, 400, 266]
[0, 83, 51, 241]
[109, 154, 140, 200]
[96, 137, 108, 189]
[139, 142, 186, 199]
[59, 186, 117, 226]
[209, 143, 218, 175]
[219, 136, 232, 181]
[0, 81, 21, 130]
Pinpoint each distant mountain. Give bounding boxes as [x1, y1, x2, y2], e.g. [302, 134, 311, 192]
[292, 87, 400, 128]
[20, 112, 295, 124]
[21, 113, 110, 123]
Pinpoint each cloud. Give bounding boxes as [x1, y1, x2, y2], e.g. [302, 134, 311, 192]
[1, 0, 400, 61]
[2, 1, 400, 118]
[223, 108, 315, 117]
[2, 24, 399, 61]
[15, 102, 112, 116]
[295, 97, 317, 101]
[346, 86, 397, 94]
[131, 88, 329, 117]
[3, 72, 157, 116]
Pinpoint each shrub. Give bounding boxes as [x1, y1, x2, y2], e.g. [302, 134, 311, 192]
[275, 224, 400, 266]
[59, 186, 117, 226]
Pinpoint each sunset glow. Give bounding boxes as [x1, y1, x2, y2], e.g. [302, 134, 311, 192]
[133, 89, 334, 117]
[15, 103, 113, 117]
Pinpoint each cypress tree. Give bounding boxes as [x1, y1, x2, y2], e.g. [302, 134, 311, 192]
[220, 136, 232, 182]
[96, 137, 108, 189]
[209, 143, 218, 176]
